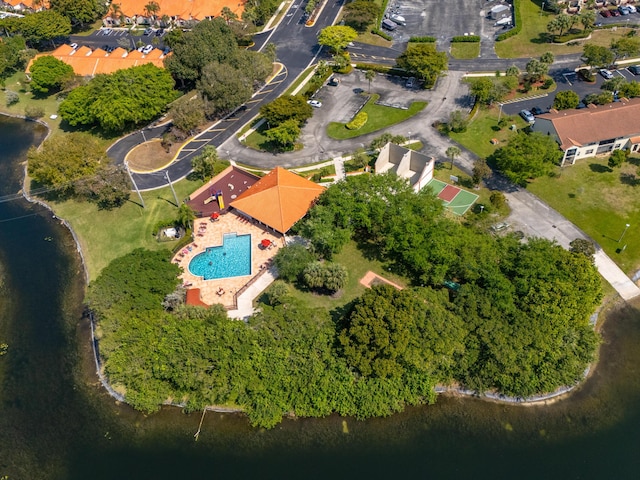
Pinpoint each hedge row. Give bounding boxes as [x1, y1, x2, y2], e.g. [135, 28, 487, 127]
[451, 35, 480, 43]
[409, 36, 436, 43]
[346, 111, 368, 130]
[496, 0, 520, 42]
[356, 63, 414, 78]
[371, 28, 393, 41]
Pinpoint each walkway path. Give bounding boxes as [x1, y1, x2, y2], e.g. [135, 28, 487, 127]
[227, 267, 277, 319]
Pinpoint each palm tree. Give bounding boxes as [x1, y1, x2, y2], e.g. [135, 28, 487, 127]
[365, 69, 376, 93]
[109, 3, 124, 26]
[177, 204, 196, 231]
[445, 146, 461, 170]
[144, 1, 161, 25]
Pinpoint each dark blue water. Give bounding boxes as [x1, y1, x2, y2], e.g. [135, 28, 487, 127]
[1, 115, 640, 480]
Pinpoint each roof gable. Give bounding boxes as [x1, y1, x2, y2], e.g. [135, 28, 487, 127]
[537, 98, 640, 149]
[230, 167, 325, 233]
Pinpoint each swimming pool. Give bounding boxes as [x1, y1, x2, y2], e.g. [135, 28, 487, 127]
[189, 233, 252, 280]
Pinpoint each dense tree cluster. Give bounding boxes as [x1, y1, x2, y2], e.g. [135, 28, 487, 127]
[59, 64, 178, 133]
[164, 19, 272, 119]
[50, 0, 106, 29]
[28, 55, 74, 95]
[343, 0, 380, 32]
[489, 132, 563, 186]
[92, 175, 602, 427]
[396, 44, 448, 88]
[27, 132, 130, 208]
[0, 36, 27, 80]
[0, 10, 71, 48]
[259, 95, 313, 150]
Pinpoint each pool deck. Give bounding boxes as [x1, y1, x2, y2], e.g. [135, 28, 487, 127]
[173, 212, 283, 310]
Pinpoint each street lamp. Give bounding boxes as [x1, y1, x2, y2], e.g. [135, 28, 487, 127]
[480, 205, 484, 214]
[497, 103, 504, 123]
[618, 223, 630, 243]
[540, 1, 545, 16]
[408, 131, 411, 144]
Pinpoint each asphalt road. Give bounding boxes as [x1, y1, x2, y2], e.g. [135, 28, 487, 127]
[70, 28, 166, 51]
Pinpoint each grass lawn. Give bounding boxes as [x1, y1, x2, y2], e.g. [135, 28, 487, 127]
[528, 156, 640, 275]
[450, 42, 480, 59]
[1, 71, 65, 135]
[327, 94, 427, 139]
[494, 0, 635, 58]
[286, 241, 408, 310]
[448, 106, 528, 159]
[48, 178, 204, 280]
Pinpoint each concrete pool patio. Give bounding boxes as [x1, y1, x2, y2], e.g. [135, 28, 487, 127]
[173, 213, 284, 309]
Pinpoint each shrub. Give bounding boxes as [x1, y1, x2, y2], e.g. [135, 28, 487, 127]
[346, 111, 368, 130]
[542, 78, 554, 89]
[490, 190, 506, 209]
[409, 36, 436, 43]
[5, 90, 19, 106]
[451, 35, 480, 42]
[24, 105, 44, 119]
[356, 63, 391, 74]
[371, 28, 392, 41]
[578, 68, 595, 82]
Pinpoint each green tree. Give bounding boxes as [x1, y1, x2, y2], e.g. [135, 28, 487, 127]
[468, 77, 507, 105]
[163, 18, 238, 87]
[396, 44, 448, 87]
[0, 35, 27, 79]
[176, 204, 196, 230]
[364, 68, 376, 93]
[50, 0, 105, 29]
[273, 243, 315, 283]
[12, 10, 71, 48]
[611, 37, 640, 62]
[569, 238, 596, 258]
[608, 149, 627, 169]
[28, 55, 74, 95]
[445, 146, 461, 170]
[191, 146, 219, 180]
[553, 90, 580, 110]
[343, 0, 380, 32]
[74, 164, 131, 209]
[260, 95, 312, 127]
[169, 94, 206, 134]
[317, 25, 358, 54]
[540, 51, 555, 65]
[472, 158, 492, 186]
[231, 49, 272, 88]
[579, 9, 596, 31]
[198, 62, 252, 116]
[448, 110, 468, 133]
[505, 65, 520, 77]
[264, 280, 290, 305]
[144, 1, 161, 23]
[59, 63, 178, 133]
[323, 262, 347, 292]
[265, 118, 301, 150]
[489, 132, 563, 185]
[27, 132, 107, 195]
[302, 261, 326, 289]
[525, 58, 549, 82]
[619, 81, 640, 98]
[582, 44, 615, 71]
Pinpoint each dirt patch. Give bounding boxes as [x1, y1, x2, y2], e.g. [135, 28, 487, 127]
[359, 271, 404, 290]
[126, 139, 183, 172]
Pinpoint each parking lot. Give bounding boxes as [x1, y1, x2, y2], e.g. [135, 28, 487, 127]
[69, 27, 167, 52]
[379, 0, 511, 46]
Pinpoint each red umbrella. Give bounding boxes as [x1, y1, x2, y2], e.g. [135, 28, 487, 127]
[211, 212, 219, 219]
[261, 239, 271, 248]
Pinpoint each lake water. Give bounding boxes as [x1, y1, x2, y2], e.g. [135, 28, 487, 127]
[1, 115, 640, 479]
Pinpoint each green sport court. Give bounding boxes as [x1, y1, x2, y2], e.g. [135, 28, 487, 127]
[425, 178, 479, 215]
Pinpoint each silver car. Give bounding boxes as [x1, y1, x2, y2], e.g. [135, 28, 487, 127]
[519, 109, 535, 123]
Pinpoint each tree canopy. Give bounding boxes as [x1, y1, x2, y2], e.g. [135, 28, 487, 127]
[260, 95, 313, 127]
[343, 0, 380, 32]
[553, 90, 580, 110]
[28, 55, 74, 95]
[59, 64, 178, 133]
[396, 44, 448, 88]
[317, 25, 358, 54]
[2, 10, 71, 48]
[0, 35, 27, 79]
[489, 132, 563, 185]
[50, 0, 106, 29]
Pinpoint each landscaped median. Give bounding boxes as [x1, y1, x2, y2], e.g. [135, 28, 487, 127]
[327, 94, 427, 140]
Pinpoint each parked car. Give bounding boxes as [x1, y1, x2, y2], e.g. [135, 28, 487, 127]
[600, 9, 611, 17]
[156, 29, 165, 36]
[531, 106, 544, 115]
[405, 77, 416, 88]
[619, 6, 631, 15]
[628, 5, 637, 13]
[491, 222, 510, 232]
[628, 65, 640, 75]
[381, 19, 398, 31]
[143, 28, 153, 36]
[307, 99, 322, 108]
[600, 68, 614, 79]
[327, 77, 340, 86]
[611, 8, 621, 16]
[142, 44, 154, 54]
[519, 109, 535, 123]
[69, 42, 78, 49]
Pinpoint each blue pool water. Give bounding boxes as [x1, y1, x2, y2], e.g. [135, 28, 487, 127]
[189, 233, 252, 280]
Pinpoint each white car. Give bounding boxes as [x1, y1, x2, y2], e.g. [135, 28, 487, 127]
[69, 42, 78, 49]
[628, 5, 637, 13]
[600, 69, 614, 79]
[142, 44, 154, 54]
[307, 100, 322, 108]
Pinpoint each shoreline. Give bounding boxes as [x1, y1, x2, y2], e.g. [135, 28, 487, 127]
[4, 110, 625, 423]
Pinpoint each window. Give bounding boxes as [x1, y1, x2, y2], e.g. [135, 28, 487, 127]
[585, 149, 594, 155]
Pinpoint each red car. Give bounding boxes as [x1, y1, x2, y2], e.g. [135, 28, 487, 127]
[611, 9, 621, 16]
[601, 9, 612, 17]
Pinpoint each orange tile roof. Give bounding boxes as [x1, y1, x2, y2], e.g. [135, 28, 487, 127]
[4, 0, 48, 9]
[27, 44, 168, 77]
[537, 98, 640, 150]
[230, 167, 325, 234]
[116, 0, 245, 20]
